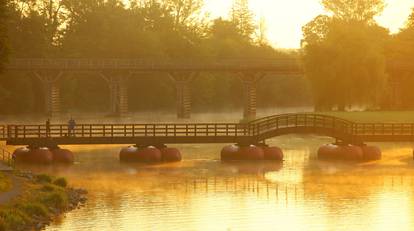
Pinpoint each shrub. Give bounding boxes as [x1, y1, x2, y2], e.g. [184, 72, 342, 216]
[36, 174, 52, 184]
[42, 192, 68, 209]
[21, 203, 48, 217]
[0, 209, 30, 231]
[53, 178, 67, 188]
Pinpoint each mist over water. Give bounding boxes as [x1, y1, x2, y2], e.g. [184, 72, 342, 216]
[0, 106, 313, 124]
[8, 111, 414, 231]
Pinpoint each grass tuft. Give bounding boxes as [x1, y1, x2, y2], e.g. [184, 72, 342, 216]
[53, 178, 67, 188]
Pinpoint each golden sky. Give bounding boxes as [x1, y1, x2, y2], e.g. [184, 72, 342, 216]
[204, 0, 414, 48]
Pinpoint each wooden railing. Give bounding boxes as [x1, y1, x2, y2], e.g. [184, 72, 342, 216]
[0, 147, 13, 167]
[1, 114, 414, 144]
[248, 114, 354, 137]
[5, 58, 303, 71]
[5, 123, 249, 139]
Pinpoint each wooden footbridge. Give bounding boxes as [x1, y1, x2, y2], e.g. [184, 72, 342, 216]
[1, 114, 414, 147]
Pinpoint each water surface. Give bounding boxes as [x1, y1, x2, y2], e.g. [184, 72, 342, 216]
[12, 136, 414, 231]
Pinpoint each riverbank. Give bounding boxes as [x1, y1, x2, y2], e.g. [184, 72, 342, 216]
[0, 171, 87, 231]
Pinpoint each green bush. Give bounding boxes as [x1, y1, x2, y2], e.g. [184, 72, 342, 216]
[41, 184, 56, 192]
[53, 178, 67, 188]
[0, 209, 30, 231]
[36, 174, 52, 184]
[21, 203, 48, 217]
[41, 192, 68, 209]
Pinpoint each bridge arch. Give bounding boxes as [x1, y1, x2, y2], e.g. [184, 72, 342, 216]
[247, 114, 357, 143]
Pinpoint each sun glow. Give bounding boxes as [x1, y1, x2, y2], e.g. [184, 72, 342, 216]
[204, 0, 414, 49]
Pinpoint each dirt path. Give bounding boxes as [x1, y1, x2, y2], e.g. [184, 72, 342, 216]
[0, 173, 23, 205]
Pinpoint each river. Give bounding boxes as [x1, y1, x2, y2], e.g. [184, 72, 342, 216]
[8, 110, 414, 231]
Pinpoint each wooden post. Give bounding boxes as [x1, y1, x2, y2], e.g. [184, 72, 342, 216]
[100, 73, 130, 117]
[34, 71, 63, 117]
[239, 72, 265, 121]
[169, 72, 197, 119]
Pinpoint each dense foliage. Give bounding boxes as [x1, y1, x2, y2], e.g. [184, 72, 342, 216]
[3, 0, 414, 114]
[302, 0, 388, 111]
[0, 0, 309, 115]
[0, 0, 7, 71]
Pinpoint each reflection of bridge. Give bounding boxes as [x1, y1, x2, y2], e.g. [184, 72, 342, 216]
[5, 58, 303, 119]
[2, 114, 414, 146]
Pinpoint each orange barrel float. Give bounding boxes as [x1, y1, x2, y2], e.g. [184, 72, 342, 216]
[24, 148, 53, 164]
[263, 146, 284, 161]
[318, 144, 364, 161]
[337, 145, 363, 161]
[136, 146, 162, 163]
[361, 145, 382, 161]
[120, 146, 162, 163]
[13, 147, 31, 163]
[119, 146, 139, 162]
[318, 144, 339, 160]
[221, 144, 240, 161]
[160, 148, 182, 162]
[238, 145, 264, 161]
[51, 148, 75, 164]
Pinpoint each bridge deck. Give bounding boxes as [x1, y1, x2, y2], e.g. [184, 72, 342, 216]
[5, 58, 303, 73]
[2, 114, 414, 146]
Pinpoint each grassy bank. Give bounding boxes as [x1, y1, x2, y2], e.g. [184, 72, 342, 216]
[0, 173, 10, 192]
[320, 111, 414, 123]
[0, 173, 86, 231]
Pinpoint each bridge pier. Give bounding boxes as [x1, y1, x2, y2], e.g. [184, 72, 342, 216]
[239, 72, 265, 120]
[100, 73, 129, 117]
[34, 72, 63, 117]
[169, 72, 197, 119]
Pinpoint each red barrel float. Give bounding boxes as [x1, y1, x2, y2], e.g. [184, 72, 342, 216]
[52, 149, 75, 164]
[26, 148, 53, 165]
[119, 146, 139, 162]
[238, 145, 264, 161]
[161, 148, 182, 162]
[318, 144, 339, 160]
[136, 147, 162, 163]
[362, 146, 382, 161]
[338, 145, 364, 161]
[263, 146, 284, 161]
[13, 147, 31, 163]
[221, 145, 240, 161]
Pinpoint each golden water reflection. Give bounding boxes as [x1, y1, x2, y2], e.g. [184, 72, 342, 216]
[13, 138, 414, 231]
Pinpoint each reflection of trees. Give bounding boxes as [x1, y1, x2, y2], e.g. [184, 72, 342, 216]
[302, 162, 413, 207]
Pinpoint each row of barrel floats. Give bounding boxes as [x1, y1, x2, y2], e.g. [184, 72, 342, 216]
[11, 143, 382, 165]
[13, 146, 75, 165]
[318, 144, 382, 161]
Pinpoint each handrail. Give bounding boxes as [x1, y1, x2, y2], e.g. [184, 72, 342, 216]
[0, 147, 13, 167]
[5, 58, 303, 71]
[1, 114, 414, 144]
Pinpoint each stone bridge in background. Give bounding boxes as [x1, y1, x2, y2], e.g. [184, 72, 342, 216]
[4, 58, 407, 119]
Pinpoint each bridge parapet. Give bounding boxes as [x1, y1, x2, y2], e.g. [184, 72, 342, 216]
[5, 58, 303, 72]
[1, 114, 414, 146]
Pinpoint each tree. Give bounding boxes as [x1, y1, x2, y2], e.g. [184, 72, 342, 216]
[256, 16, 268, 46]
[230, 0, 255, 40]
[322, 0, 384, 23]
[385, 8, 414, 108]
[407, 8, 414, 28]
[0, 0, 8, 71]
[302, 0, 388, 111]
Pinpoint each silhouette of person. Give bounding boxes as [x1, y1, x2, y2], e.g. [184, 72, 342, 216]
[46, 118, 51, 137]
[68, 118, 76, 137]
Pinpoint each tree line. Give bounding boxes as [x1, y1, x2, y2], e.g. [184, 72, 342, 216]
[302, 0, 414, 111]
[0, 0, 310, 115]
[0, 0, 414, 115]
